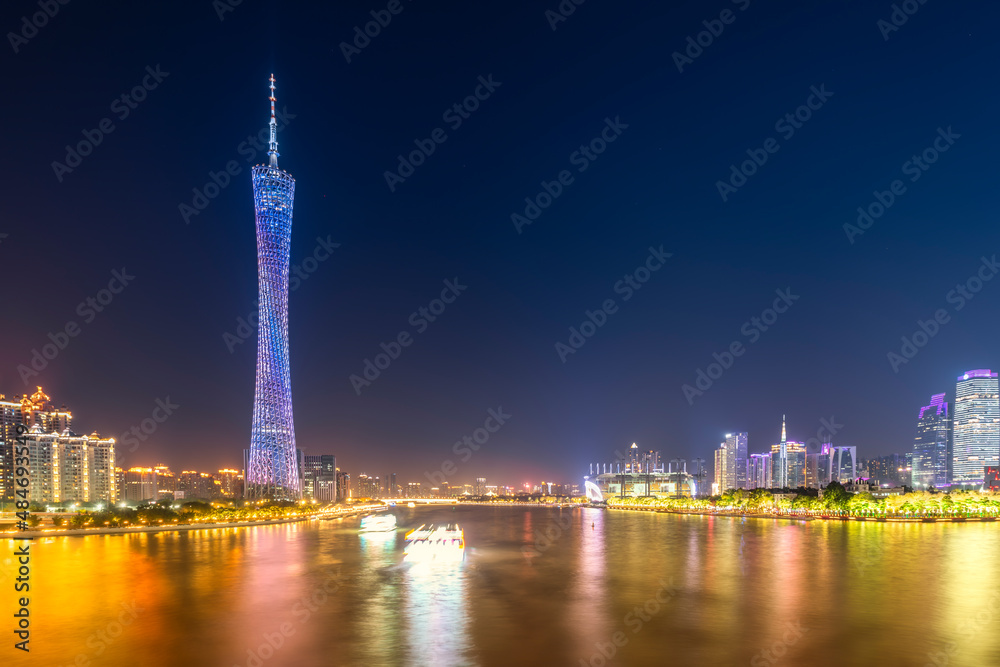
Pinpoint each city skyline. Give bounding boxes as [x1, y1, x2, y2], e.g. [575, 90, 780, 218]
[3, 1, 999, 488]
[6, 359, 1000, 490]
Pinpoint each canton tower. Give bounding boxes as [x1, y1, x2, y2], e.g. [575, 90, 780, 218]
[247, 74, 300, 500]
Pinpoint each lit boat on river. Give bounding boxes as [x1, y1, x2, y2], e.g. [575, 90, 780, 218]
[359, 513, 397, 532]
[404, 524, 465, 562]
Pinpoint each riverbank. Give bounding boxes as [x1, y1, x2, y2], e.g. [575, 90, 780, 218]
[608, 504, 999, 522]
[2, 516, 314, 539]
[1, 508, 379, 539]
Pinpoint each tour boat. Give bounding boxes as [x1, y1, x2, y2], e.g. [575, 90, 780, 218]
[359, 513, 397, 532]
[404, 523, 465, 562]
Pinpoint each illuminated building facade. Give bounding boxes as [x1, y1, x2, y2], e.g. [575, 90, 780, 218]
[715, 432, 747, 491]
[912, 393, 951, 489]
[770, 416, 806, 489]
[952, 370, 1000, 487]
[217, 468, 242, 498]
[247, 74, 301, 501]
[124, 467, 157, 502]
[867, 453, 910, 487]
[154, 464, 176, 499]
[302, 455, 336, 502]
[0, 396, 23, 503]
[23, 426, 116, 504]
[594, 448, 698, 498]
[337, 470, 350, 501]
[748, 453, 770, 489]
[986, 467, 1000, 492]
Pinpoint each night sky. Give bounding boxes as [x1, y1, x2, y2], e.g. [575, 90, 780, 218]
[4, 0, 999, 486]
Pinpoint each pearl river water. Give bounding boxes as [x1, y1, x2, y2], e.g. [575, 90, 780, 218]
[8, 505, 1000, 667]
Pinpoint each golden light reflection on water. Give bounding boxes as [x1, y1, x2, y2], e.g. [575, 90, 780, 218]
[6, 510, 1000, 667]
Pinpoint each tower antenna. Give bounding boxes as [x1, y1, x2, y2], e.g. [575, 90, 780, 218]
[268, 73, 279, 167]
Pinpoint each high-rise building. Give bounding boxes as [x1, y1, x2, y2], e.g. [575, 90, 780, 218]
[302, 454, 336, 501]
[153, 464, 176, 500]
[247, 74, 300, 501]
[770, 416, 806, 488]
[336, 470, 350, 501]
[20, 387, 72, 433]
[406, 481, 422, 498]
[474, 477, 486, 495]
[0, 395, 24, 504]
[748, 453, 770, 489]
[912, 393, 951, 489]
[867, 454, 909, 487]
[952, 370, 1000, 487]
[725, 433, 748, 489]
[831, 447, 857, 483]
[713, 445, 727, 493]
[23, 425, 116, 505]
[217, 469, 242, 498]
[124, 467, 157, 503]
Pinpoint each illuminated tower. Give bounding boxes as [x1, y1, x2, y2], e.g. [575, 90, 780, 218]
[247, 74, 300, 500]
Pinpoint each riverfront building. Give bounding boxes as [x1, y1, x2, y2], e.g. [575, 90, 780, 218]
[952, 370, 1000, 487]
[912, 393, 952, 489]
[23, 425, 116, 505]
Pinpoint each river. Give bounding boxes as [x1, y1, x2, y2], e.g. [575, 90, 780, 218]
[7, 505, 1000, 666]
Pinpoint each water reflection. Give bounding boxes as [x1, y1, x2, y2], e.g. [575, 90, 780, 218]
[402, 557, 473, 666]
[13, 508, 1000, 667]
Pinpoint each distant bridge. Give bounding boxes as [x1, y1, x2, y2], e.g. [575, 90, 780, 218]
[387, 498, 459, 505]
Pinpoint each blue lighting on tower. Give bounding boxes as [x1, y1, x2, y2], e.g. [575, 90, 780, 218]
[247, 74, 300, 500]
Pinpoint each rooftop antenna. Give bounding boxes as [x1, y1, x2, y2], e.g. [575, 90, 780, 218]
[268, 73, 279, 167]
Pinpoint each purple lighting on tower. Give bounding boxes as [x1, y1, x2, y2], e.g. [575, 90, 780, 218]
[919, 393, 948, 420]
[958, 369, 998, 381]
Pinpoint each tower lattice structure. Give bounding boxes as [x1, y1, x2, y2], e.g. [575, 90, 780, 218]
[247, 74, 300, 500]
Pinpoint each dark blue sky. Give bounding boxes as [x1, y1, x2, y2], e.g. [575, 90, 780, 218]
[3, 0, 999, 486]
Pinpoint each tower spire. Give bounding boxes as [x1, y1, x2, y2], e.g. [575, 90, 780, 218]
[781, 414, 786, 444]
[268, 73, 279, 167]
